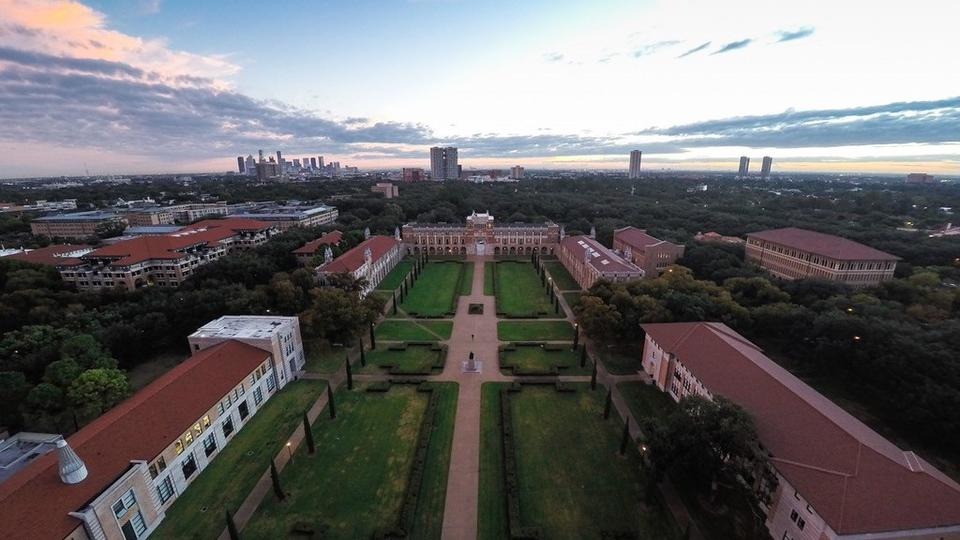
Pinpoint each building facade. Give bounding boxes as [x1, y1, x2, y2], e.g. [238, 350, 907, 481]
[429, 147, 459, 180]
[738, 156, 750, 176]
[401, 212, 560, 256]
[189, 315, 306, 379]
[906, 173, 935, 184]
[557, 234, 643, 289]
[745, 227, 898, 287]
[371, 183, 399, 199]
[509, 166, 525, 180]
[628, 150, 642, 179]
[612, 226, 685, 278]
[30, 211, 124, 240]
[641, 321, 960, 540]
[761, 156, 773, 177]
[0, 328, 299, 540]
[230, 203, 338, 230]
[401, 168, 424, 182]
[316, 235, 402, 296]
[57, 219, 278, 291]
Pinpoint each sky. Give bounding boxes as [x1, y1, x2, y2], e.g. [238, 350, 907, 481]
[0, 0, 958, 177]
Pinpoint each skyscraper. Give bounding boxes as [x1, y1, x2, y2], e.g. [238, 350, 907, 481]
[276, 151, 283, 175]
[318, 156, 324, 168]
[310, 157, 317, 169]
[245, 155, 256, 176]
[237, 156, 245, 174]
[738, 156, 750, 176]
[629, 150, 642, 179]
[510, 166, 525, 180]
[430, 147, 459, 180]
[761, 156, 773, 178]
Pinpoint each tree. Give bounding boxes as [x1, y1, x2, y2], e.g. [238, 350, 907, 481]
[327, 382, 336, 419]
[369, 323, 376, 349]
[299, 287, 379, 344]
[303, 411, 315, 454]
[225, 508, 241, 540]
[575, 296, 622, 343]
[270, 458, 285, 500]
[590, 360, 597, 390]
[359, 345, 366, 367]
[579, 345, 587, 367]
[67, 368, 128, 419]
[325, 272, 369, 294]
[0, 371, 30, 428]
[603, 388, 612, 419]
[44, 359, 82, 388]
[345, 356, 353, 390]
[60, 334, 116, 370]
[620, 419, 631, 456]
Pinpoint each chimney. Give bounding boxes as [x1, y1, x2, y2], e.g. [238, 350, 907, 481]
[56, 438, 88, 484]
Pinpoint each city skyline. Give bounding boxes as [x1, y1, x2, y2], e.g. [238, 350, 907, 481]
[0, 0, 958, 177]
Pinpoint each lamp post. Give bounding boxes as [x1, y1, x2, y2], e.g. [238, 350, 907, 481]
[286, 441, 294, 464]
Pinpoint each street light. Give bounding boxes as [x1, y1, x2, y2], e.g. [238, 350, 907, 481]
[286, 441, 293, 463]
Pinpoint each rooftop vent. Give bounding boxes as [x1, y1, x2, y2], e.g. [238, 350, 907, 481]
[56, 439, 87, 484]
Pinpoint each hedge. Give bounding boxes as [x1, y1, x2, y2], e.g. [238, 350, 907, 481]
[499, 387, 542, 540]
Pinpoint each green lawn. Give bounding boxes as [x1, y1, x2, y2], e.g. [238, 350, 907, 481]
[562, 291, 582, 310]
[544, 261, 580, 291]
[595, 343, 644, 375]
[375, 320, 453, 341]
[483, 262, 495, 295]
[361, 345, 446, 374]
[378, 259, 414, 290]
[151, 379, 325, 540]
[401, 262, 465, 317]
[497, 320, 574, 341]
[460, 262, 474, 295]
[303, 339, 350, 373]
[243, 383, 458, 540]
[494, 261, 553, 317]
[499, 344, 587, 375]
[479, 383, 675, 540]
[618, 381, 675, 421]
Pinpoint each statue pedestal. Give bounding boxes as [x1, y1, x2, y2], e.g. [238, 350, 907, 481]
[462, 355, 481, 373]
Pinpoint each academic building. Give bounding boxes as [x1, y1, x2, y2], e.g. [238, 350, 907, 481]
[745, 227, 898, 287]
[641, 322, 960, 540]
[230, 203, 338, 231]
[292, 230, 343, 266]
[0, 316, 304, 540]
[56, 218, 279, 291]
[30, 211, 125, 240]
[400, 212, 560, 256]
[557, 234, 643, 289]
[315, 234, 402, 296]
[612, 226, 685, 278]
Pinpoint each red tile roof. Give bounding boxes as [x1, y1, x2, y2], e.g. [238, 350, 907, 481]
[614, 226, 671, 248]
[642, 322, 960, 535]
[317, 235, 398, 273]
[292, 230, 343, 255]
[560, 235, 642, 275]
[82, 218, 273, 266]
[6, 244, 93, 266]
[747, 227, 899, 261]
[0, 340, 269, 540]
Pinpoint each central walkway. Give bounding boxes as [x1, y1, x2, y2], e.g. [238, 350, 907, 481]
[436, 255, 507, 540]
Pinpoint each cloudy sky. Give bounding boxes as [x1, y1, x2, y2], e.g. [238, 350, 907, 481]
[0, 0, 958, 177]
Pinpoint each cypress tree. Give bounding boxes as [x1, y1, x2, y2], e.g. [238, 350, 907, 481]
[554, 297, 560, 314]
[270, 458, 285, 500]
[359, 345, 366, 366]
[392, 292, 397, 315]
[580, 345, 587, 367]
[303, 411, 315, 454]
[603, 389, 612, 419]
[573, 325, 579, 349]
[225, 508, 240, 540]
[590, 360, 597, 390]
[369, 323, 376, 349]
[620, 419, 630, 456]
[327, 382, 336, 419]
[345, 356, 354, 389]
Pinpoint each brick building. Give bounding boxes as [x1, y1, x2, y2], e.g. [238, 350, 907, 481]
[371, 183, 399, 199]
[612, 226, 685, 278]
[56, 218, 278, 291]
[230, 203, 338, 231]
[401, 212, 560, 256]
[641, 321, 960, 540]
[315, 234, 402, 296]
[745, 228, 898, 287]
[30, 211, 124, 240]
[0, 316, 304, 540]
[292, 230, 343, 266]
[556, 235, 643, 289]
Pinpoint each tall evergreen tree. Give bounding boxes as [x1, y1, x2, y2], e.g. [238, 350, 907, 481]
[345, 356, 353, 390]
[580, 345, 587, 367]
[302, 411, 315, 454]
[590, 360, 597, 390]
[327, 382, 336, 419]
[225, 508, 240, 540]
[620, 419, 631, 456]
[369, 323, 376, 349]
[603, 388, 612, 419]
[270, 458, 285, 500]
[359, 345, 366, 366]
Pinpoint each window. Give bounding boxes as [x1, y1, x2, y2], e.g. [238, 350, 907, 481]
[203, 433, 217, 457]
[797, 517, 805, 530]
[254, 387, 263, 406]
[267, 374, 276, 392]
[193, 422, 202, 436]
[183, 431, 193, 445]
[174, 439, 184, 455]
[202, 415, 210, 428]
[113, 489, 137, 518]
[181, 453, 198, 480]
[790, 510, 798, 522]
[120, 511, 147, 540]
[222, 416, 235, 438]
[157, 476, 174, 504]
[218, 401, 225, 415]
[238, 400, 249, 420]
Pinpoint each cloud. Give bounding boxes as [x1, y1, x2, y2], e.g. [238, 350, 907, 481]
[138, 0, 162, 15]
[776, 27, 815, 42]
[712, 38, 752, 55]
[677, 41, 711, 58]
[543, 51, 565, 62]
[639, 97, 960, 148]
[631, 40, 681, 57]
